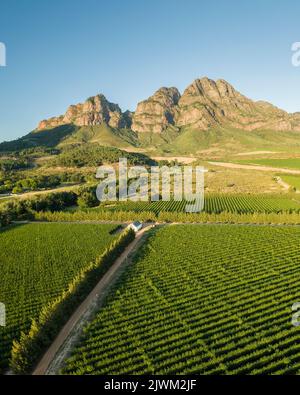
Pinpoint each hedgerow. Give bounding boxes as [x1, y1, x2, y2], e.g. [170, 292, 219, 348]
[33, 209, 300, 225]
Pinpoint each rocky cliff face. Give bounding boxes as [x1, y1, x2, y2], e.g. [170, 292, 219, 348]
[37, 78, 300, 134]
[37, 94, 131, 130]
[131, 77, 300, 133]
[175, 78, 300, 132]
[131, 87, 180, 133]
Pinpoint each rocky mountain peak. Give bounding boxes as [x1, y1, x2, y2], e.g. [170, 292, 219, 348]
[175, 77, 296, 131]
[37, 77, 300, 136]
[131, 87, 181, 133]
[37, 94, 131, 130]
[180, 77, 243, 104]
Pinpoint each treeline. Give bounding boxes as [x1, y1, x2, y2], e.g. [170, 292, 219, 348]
[34, 209, 300, 225]
[0, 191, 77, 227]
[10, 227, 135, 374]
[0, 158, 32, 172]
[50, 145, 156, 168]
[0, 146, 59, 158]
[0, 172, 86, 194]
[35, 209, 157, 223]
[14, 147, 60, 158]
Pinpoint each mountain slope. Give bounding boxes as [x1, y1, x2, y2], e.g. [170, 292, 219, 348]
[37, 94, 132, 130]
[2, 77, 300, 155]
[131, 87, 180, 133]
[58, 124, 138, 148]
[0, 124, 77, 152]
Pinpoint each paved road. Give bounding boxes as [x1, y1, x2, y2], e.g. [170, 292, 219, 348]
[32, 224, 154, 375]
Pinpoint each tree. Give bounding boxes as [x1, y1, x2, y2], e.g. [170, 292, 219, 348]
[12, 185, 23, 194]
[77, 191, 99, 208]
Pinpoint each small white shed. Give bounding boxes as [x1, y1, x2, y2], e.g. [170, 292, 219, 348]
[129, 221, 143, 232]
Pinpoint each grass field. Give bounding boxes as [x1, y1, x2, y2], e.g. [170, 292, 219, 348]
[234, 158, 300, 170]
[0, 222, 119, 371]
[97, 194, 300, 215]
[62, 224, 300, 375]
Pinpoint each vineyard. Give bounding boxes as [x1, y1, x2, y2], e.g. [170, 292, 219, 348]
[62, 224, 300, 375]
[0, 222, 119, 372]
[97, 194, 300, 215]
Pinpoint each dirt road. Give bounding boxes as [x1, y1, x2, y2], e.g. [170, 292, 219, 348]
[152, 156, 196, 164]
[208, 161, 300, 174]
[32, 223, 155, 375]
[275, 177, 290, 191]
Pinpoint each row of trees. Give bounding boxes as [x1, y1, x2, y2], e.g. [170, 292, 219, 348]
[0, 158, 32, 172]
[50, 144, 155, 168]
[0, 191, 78, 227]
[0, 172, 87, 194]
[34, 208, 300, 225]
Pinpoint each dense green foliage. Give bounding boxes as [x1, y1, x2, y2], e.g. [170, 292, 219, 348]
[35, 208, 300, 225]
[50, 145, 155, 168]
[0, 172, 85, 194]
[62, 224, 300, 375]
[77, 185, 100, 208]
[11, 175, 61, 194]
[0, 147, 59, 158]
[0, 158, 31, 172]
[35, 209, 157, 223]
[0, 191, 77, 227]
[0, 223, 120, 372]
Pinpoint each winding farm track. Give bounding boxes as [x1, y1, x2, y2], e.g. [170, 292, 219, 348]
[208, 161, 300, 174]
[32, 223, 155, 375]
[276, 177, 290, 191]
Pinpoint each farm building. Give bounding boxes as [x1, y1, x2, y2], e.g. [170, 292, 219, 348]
[129, 221, 143, 232]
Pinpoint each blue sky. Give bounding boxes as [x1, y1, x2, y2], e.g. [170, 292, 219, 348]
[1, 0, 300, 142]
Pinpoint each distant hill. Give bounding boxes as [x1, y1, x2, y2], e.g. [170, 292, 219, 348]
[2, 77, 300, 155]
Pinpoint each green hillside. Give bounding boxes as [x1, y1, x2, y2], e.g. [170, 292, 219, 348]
[59, 124, 138, 149]
[0, 124, 77, 152]
[167, 127, 300, 156]
[0, 124, 138, 153]
[2, 123, 300, 158]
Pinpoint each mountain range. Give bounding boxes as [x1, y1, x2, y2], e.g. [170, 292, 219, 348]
[2, 77, 300, 155]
